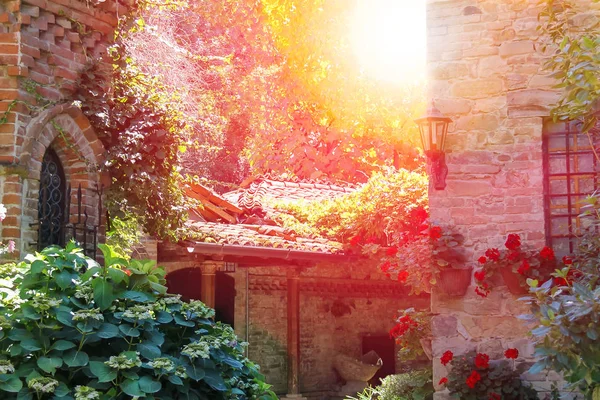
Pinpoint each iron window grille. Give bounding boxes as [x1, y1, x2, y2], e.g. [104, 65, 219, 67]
[543, 120, 600, 255]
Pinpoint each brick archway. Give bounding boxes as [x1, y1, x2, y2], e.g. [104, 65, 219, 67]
[18, 103, 107, 256]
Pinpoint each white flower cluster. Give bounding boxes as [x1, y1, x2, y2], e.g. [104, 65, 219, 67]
[74, 385, 100, 400]
[181, 340, 210, 360]
[105, 352, 142, 370]
[0, 360, 14, 374]
[122, 304, 154, 321]
[74, 285, 94, 302]
[0, 203, 15, 255]
[72, 308, 104, 322]
[148, 357, 174, 371]
[175, 366, 187, 378]
[160, 294, 182, 305]
[28, 377, 59, 393]
[29, 294, 62, 311]
[182, 301, 215, 319]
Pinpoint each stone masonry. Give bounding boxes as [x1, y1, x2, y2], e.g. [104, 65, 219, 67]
[426, 0, 597, 398]
[0, 0, 127, 258]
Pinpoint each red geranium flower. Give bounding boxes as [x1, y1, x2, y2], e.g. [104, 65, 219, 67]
[517, 259, 530, 275]
[440, 350, 453, 366]
[553, 277, 568, 286]
[397, 270, 409, 283]
[504, 348, 518, 359]
[429, 226, 442, 240]
[365, 236, 378, 244]
[478, 256, 487, 264]
[474, 270, 486, 282]
[489, 393, 501, 400]
[380, 261, 392, 273]
[562, 255, 573, 265]
[466, 370, 481, 388]
[540, 246, 555, 261]
[438, 377, 448, 385]
[485, 248, 501, 262]
[474, 353, 490, 369]
[386, 246, 398, 257]
[505, 233, 521, 250]
[349, 235, 362, 247]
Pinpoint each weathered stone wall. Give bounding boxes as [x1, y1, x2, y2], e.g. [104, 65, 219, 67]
[0, 0, 124, 258]
[426, 0, 595, 398]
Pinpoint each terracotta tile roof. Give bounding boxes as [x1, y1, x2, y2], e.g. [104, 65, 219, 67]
[186, 221, 343, 254]
[183, 176, 356, 255]
[223, 174, 359, 214]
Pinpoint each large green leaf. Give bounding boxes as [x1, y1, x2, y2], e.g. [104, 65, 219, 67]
[37, 356, 62, 374]
[203, 369, 227, 391]
[138, 342, 161, 359]
[50, 340, 76, 351]
[97, 323, 120, 339]
[107, 268, 128, 284]
[92, 278, 115, 311]
[89, 361, 117, 383]
[56, 310, 74, 327]
[63, 350, 89, 367]
[185, 364, 205, 381]
[120, 379, 144, 397]
[139, 376, 161, 393]
[0, 376, 22, 393]
[20, 338, 42, 352]
[54, 270, 74, 289]
[119, 324, 140, 337]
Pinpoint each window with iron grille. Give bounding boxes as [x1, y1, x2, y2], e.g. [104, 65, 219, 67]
[37, 148, 67, 249]
[543, 121, 600, 256]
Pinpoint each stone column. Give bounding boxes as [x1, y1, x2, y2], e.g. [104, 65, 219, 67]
[283, 268, 306, 399]
[199, 261, 221, 309]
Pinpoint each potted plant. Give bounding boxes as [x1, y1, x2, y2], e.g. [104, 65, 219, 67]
[474, 234, 557, 297]
[438, 349, 538, 400]
[367, 225, 470, 296]
[389, 308, 432, 360]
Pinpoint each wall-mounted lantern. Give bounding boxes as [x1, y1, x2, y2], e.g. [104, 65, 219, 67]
[414, 101, 452, 190]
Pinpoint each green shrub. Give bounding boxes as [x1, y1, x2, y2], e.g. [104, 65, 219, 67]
[0, 243, 275, 399]
[375, 369, 434, 400]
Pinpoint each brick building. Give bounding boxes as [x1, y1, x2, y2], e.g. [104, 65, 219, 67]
[161, 177, 429, 399]
[426, 0, 597, 398]
[0, 0, 126, 259]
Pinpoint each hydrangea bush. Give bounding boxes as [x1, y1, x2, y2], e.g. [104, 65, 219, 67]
[0, 243, 275, 399]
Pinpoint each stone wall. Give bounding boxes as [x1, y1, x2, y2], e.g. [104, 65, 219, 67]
[425, 0, 595, 398]
[0, 0, 124, 258]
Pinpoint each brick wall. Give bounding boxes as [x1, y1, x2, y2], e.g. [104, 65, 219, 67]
[426, 0, 596, 398]
[0, 0, 125, 259]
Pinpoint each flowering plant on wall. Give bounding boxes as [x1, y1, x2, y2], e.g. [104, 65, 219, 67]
[474, 234, 557, 297]
[438, 350, 538, 400]
[388, 308, 431, 361]
[0, 204, 15, 256]
[363, 225, 466, 295]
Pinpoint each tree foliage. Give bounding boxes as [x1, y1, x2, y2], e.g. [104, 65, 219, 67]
[0, 243, 275, 399]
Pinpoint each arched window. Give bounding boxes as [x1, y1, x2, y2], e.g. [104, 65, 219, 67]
[37, 148, 66, 249]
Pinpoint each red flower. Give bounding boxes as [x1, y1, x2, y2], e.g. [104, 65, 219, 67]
[504, 348, 519, 359]
[386, 246, 399, 257]
[485, 248, 501, 262]
[562, 256, 573, 265]
[440, 350, 453, 366]
[489, 393, 501, 400]
[429, 226, 442, 240]
[505, 233, 521, 250]
[365, 236, 378, 244]
[397, 270, 409, 283]
[474, 353, 490, 369]
[349, 235, 362, 247]
[466, 370, 481, 389]
[507, 251, 520, 262]
[540, 246, 555, 261]
[380, 261, 392, 273]
[474, 270, 486, 282]
[517, 259, 530, 275]
[475, 283, 490, 298]
[124, 269, 132, 276]
[438, 377, 448, 385]
[553, 277, 568, 286]
[478, 256, 487, 264]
